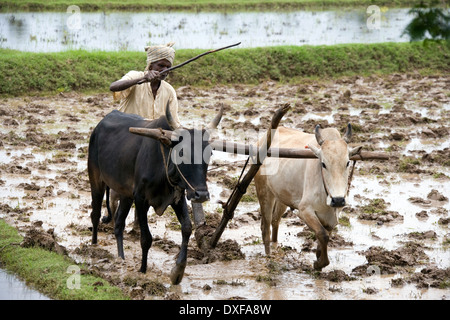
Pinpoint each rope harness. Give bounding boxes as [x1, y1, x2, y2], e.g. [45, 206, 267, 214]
[347, 160, 357, 196]
[320, 158, 360, 198]
[159, 143, 196, 192]
[320, 165, 331, 198]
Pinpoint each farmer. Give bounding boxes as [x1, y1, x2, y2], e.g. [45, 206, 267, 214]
[110, 42, 181, 127]
[106, 42, 181, 231]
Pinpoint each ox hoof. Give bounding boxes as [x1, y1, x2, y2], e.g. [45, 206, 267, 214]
[139, 262, 147, 274]
[101, 215, 112, 224]
[313, 261, 322, 271]
[313, 260, 329, 271]
[170, 265, 186, 285]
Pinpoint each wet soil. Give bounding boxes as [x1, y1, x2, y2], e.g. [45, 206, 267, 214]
[0, 74, 449, 299]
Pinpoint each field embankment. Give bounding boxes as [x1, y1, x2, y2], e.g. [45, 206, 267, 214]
[0, 219, 128, 299]
[1, 42, 449, 96]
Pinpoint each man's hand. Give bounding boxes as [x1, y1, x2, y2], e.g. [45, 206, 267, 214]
[142, 70, 161, 83]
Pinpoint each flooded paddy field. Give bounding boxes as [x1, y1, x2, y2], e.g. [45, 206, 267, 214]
[0, 73, 449, 300]
[0, 8, 413, 52]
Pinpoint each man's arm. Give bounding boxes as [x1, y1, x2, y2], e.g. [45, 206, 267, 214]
[109, 70, 160, 92]
[110, 78, 142, 92]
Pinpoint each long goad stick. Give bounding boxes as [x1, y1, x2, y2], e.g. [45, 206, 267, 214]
[137, 42, 241, 84]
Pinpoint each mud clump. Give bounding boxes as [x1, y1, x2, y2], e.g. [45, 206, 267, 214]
[188, 239, 245, 264]
[409, 267, 450, 289]
[0, 203, 30, 216]
[319, 269, 357, 282]
[153, 236, 180, 254]
[74, 243, 114, 261]
[406, 230, 437, 241]
[421, 148, 450, 166]
[356, 198, 403, 224]
[102, 273, 170, 300]
[19, 183, 55, 198]
[353, 242, 429, 275]
[122, 274, 168, 300]
[194, 224, 216, 251]
[2, 164, 31, 175]
[18, 182, 40, 191]
[21, 222, 67, 255]
[408, 196, 431, 206]
[427, 189, 448, 202]
[216, 239, 245, 261]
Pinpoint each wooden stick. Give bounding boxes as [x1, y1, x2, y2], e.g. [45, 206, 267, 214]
[137, 42, 241, 84]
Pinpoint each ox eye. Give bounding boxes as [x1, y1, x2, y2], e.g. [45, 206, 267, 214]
[321, 162, 327, 169]
[346, 161, 350, 167]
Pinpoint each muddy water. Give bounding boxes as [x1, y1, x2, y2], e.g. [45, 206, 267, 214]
[0, 74, 449, 299]
[0, 268, 50, 300]
[0, 8, 413, 52]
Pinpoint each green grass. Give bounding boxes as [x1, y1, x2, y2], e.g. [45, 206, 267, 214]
[1, 42, 449, 96]
[0, 0, 426, 12]
[360, 198, 388, 215]
[0, 219, 128, 300]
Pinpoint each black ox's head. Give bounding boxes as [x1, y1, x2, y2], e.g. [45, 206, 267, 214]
[129, 103, 224, 203]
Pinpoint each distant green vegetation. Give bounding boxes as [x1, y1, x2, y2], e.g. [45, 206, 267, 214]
[0, 219, 128, 300]
[1, 42, 449, 96]
[0, 0, 427, 12]
[402, 2, 450, 42]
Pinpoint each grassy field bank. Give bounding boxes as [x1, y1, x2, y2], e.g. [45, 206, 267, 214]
[0, 219, 128, 300]
[1, 42, 449, 96]
[0, 0, 426, 12]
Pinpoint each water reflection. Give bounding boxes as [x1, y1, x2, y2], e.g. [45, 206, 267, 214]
[0, 9, 413, 52]
[0, 269, 50, 300]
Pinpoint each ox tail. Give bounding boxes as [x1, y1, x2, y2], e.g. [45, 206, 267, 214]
[101, 186, 113, 224]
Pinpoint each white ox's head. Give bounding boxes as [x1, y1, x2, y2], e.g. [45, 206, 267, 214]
[308, 124, 362, 208]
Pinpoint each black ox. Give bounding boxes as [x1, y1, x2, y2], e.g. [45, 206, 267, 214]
[88, 105, 223, 284]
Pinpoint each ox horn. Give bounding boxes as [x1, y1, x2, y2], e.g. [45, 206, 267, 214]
[129, 127, 173, 146]
[315, 124, 324, 146]
[165, 101, 181, 131]
[207, 105, 224, 130]
[343, 123, 352, 143]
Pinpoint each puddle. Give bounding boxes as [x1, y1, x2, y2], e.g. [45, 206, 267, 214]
[404, 138, 450, 155]
[0, 268, 50, 300]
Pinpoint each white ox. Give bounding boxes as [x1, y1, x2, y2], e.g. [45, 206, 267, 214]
[254, 124, 361, 270]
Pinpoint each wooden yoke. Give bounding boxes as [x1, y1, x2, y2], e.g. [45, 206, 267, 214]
[209, 103, 291, 248]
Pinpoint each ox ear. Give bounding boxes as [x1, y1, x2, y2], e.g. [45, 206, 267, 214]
[343, 123, 352, 143]
[314, 125, 324, 146]
[349, 145, 363, 157]
[308, 144, 321, 158]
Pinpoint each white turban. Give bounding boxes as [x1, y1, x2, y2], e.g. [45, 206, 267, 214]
[144, 42, 175, 71]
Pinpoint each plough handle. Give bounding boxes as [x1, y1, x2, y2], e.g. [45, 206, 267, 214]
[209, 103, 291, 248]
